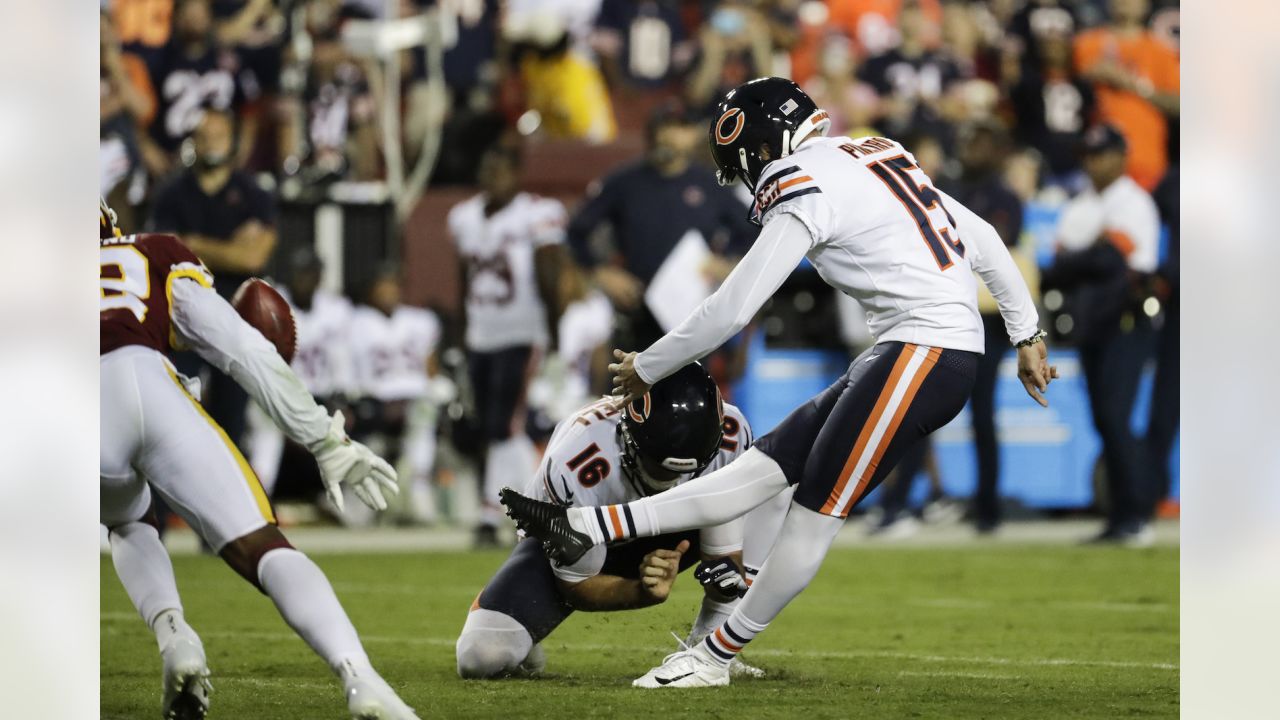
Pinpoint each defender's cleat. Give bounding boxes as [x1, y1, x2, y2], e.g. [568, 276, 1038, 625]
[160, 634, 212, 720]
[346, 675, 420, 720]
[498, 487, 593, 566]
[632, 646, 730, 688]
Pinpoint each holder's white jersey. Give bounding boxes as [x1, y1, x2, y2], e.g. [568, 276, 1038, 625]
[449, 192, 566, 352]
[525, 397, 753, 583]
[280, 288, 354, 398]
[634, 135, 1040, 384]
[348, 305, 441, 402]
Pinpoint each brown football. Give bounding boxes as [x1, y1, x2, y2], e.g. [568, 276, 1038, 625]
[231, 278, 297, 363]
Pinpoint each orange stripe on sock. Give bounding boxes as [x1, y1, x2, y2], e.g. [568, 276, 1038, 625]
[607, 506, 624, 539]
[715, 628, 742, 653]
[820, 345, 918, 515]
[838, 347, 940, 516]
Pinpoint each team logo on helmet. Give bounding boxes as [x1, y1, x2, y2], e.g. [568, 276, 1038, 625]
[715, 108, 745, 146]
[627, 392, 653, 424]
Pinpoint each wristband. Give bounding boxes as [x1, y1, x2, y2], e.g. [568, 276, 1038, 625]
[1014, 329, 1047, 348]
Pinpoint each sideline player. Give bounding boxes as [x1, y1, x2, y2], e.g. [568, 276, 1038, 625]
[99, 199, 418, 719]
[448, 142, 570, 545]
[456, 364, 789, 679]
[348, 266, 445, 525]
[501, 78, 1058, 687]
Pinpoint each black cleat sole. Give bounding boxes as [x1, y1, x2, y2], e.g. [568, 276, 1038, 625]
[499, 487, 594, 566]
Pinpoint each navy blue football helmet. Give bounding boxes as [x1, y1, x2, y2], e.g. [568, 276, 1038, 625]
[619, 363, 725, 495]
[708, 77, 831, 190]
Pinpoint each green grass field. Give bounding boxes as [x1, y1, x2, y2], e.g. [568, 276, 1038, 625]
[102, 543, 1178, 719]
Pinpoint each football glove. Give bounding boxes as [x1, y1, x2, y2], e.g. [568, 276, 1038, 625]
[309, 411, 399, 513]
[694, 557, 748, 601]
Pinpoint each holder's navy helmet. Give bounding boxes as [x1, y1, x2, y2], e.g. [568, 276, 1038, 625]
[619, 363, 725, 494]
[709, 77, 831, 190]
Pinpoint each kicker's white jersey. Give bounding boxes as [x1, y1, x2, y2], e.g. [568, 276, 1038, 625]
[348, 304, 441, 401]
[525, 397, 753, 583]
[448, 192, 566, 352]
[279, 288, 354, 398]
[753, 135, 1023, 353]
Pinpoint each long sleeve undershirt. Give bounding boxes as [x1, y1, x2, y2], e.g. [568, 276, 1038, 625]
[633, 192, 1041, 385]
[634, 212, 813, 384]
[939, 189, 1041, 345]
[170, 277, 330, 449]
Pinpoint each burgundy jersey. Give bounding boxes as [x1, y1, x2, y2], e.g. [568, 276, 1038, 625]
[100, 233, 213, 356]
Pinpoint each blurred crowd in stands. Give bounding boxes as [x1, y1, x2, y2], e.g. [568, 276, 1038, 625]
[100, 0, 1180, 543]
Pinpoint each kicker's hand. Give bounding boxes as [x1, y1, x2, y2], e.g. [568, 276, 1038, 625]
[639, 539, 690, 603]
[1016, 341, 1060, 408]
[695, 557, 749, 601]
[310, 411, 400, 512]
[609, 349, 652, 407]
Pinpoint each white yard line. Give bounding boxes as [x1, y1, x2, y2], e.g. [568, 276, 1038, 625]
[906, 598, 1174, 613]
[108, 519, 1179, 556]
[101, 621, 1177, 672]
[898, 670, 1022, 681]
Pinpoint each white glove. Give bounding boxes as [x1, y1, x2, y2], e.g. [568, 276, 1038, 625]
[309, 411, 399, 513]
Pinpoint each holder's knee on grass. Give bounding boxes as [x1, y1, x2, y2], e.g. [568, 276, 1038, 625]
[456, 608, 537, 678]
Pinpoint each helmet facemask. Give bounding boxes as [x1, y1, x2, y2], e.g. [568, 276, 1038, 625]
[617, 422, 717, 497]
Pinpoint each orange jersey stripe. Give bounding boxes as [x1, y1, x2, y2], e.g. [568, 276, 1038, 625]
[839, 347, 940, 516]
[1106, 229, 1136, 257]
[607, 505, 624, 538]
[777, 175, 813, 191]
[821, 345, 918, 514]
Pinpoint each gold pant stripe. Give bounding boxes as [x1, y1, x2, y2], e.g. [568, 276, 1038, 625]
[165, 367, 276, 524]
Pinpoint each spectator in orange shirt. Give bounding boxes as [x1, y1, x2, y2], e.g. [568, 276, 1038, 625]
[1073, 0, 1179, 191]
[828, 0, 942, 58]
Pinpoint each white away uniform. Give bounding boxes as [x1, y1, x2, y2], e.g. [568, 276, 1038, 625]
[628, 134, 1039, 519]
[286, 288, 356, 398]
[100, 235, 329, 549]
[347, 304, 443, 517]
[636, 134, 1040, 384]
[348, 305, 441, 403]
[449, 192, 567, 525]
[456, 397, 792, 677]
[448, 191, 566, 353]
[530, 397, 755, 583]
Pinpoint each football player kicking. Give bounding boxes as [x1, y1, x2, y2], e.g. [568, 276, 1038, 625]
[99, 200, 418, 719]
[501, 78, 1059, 687]
[456, 363, 790, 680]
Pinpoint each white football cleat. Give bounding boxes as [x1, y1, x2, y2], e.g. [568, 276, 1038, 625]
[160, 633, 212, 720]
[728, 656, 766, 679]
[632, 645, 730, 688]
[346, 673, 420, 720]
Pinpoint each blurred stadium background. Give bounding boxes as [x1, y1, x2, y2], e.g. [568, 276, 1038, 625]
[99, 0, 1180, 542]
[100, 0, 1179, 713]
